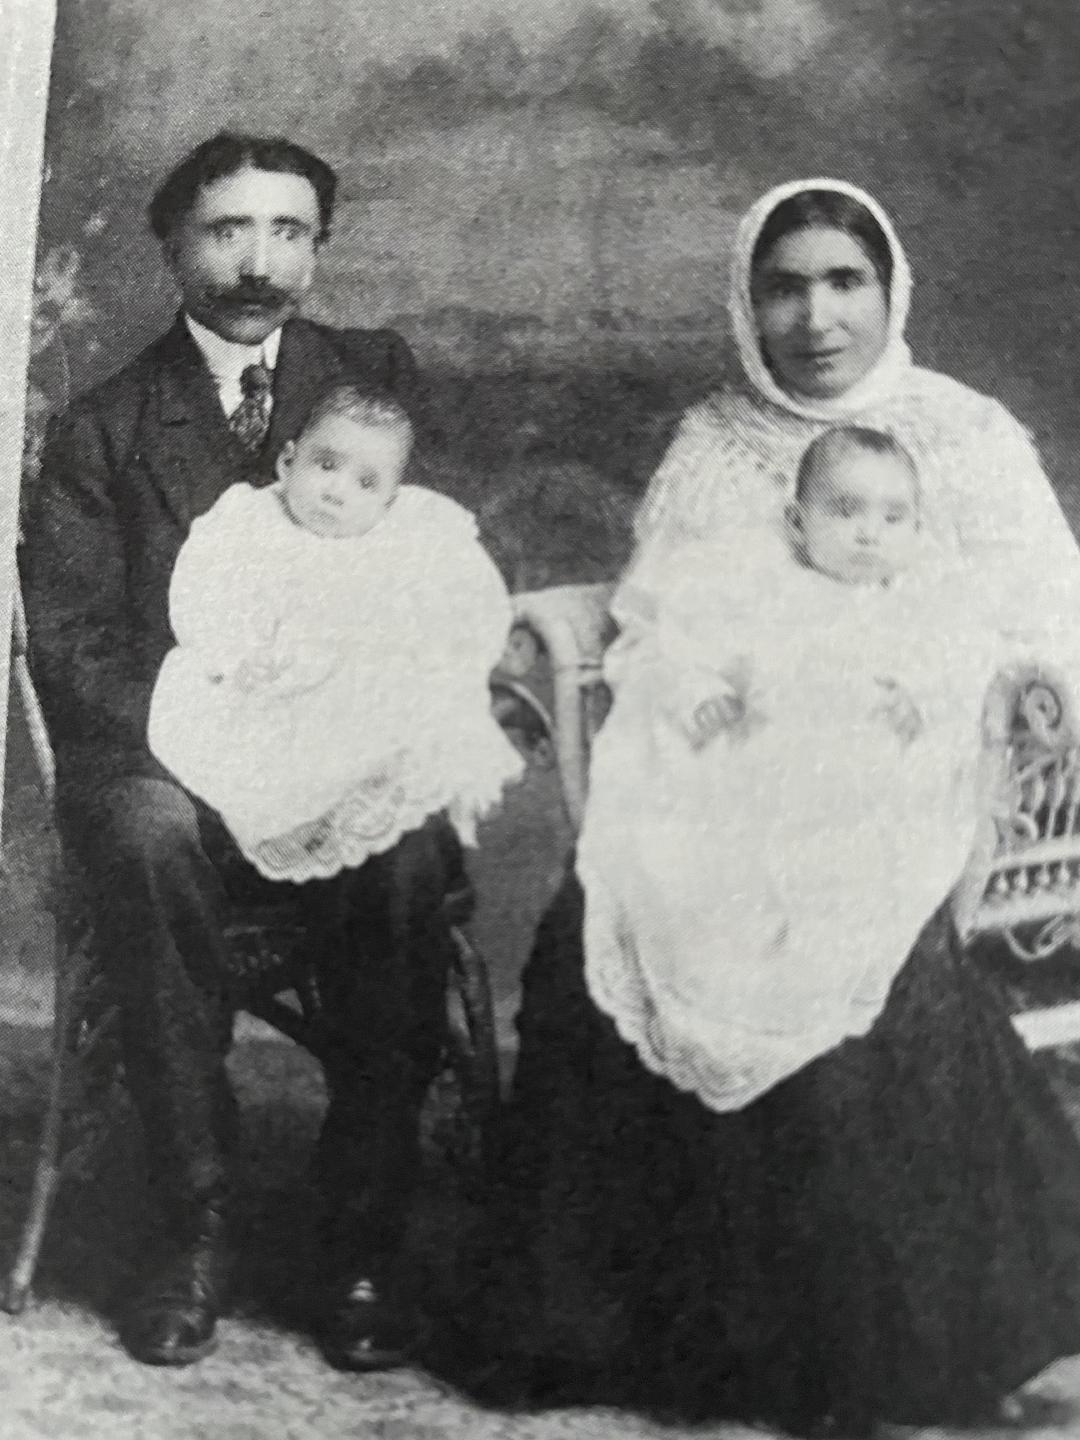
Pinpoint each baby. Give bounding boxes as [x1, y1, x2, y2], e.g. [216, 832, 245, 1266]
[149, 383, 522, 882]
[576, 423, 1003, 1111]
[682, 425, 925, 750]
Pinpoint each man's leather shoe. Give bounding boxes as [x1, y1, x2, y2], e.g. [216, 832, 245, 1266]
[317, 1274, 412, 1372]
[119, 1210, 232, 1367]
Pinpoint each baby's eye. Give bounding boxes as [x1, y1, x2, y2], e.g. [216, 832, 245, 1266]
[884, 510, 909, 525]
[357, 474, 378, 490]
[319, 457, 338, 471]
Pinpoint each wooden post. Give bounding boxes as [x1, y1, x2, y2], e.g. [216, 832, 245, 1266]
[0, 0, 57, 845]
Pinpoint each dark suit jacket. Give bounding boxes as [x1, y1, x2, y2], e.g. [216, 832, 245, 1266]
[21, 314, 419, 795]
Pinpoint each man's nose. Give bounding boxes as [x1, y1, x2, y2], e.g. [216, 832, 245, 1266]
[238, 226, 272, 280]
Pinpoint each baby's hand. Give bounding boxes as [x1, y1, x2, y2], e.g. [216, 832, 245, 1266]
[235, 651, 288, 695]
[681, 691, 747, 750]
[873, 676, 923, 745]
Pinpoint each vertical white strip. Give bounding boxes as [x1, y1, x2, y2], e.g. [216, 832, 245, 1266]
[0, 0, 57, 843]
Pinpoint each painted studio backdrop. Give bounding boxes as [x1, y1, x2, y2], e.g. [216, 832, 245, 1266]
[31, 1, 1080, 568]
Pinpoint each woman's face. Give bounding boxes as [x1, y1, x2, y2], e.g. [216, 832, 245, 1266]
[751, 225, 889, 400]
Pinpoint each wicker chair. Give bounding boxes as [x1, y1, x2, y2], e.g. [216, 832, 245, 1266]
[2, 593, 505, 1315]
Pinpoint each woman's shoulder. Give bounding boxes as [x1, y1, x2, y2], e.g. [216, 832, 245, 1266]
[891, 369, 1029, 440]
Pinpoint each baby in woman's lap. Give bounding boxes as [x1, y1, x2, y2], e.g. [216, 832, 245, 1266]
[578, 424, 1005, 1111]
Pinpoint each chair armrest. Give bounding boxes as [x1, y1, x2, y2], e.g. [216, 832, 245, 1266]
[956, 664, 1080, 949]
[502, 583, 616, 833]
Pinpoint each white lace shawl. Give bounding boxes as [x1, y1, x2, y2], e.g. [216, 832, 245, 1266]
[583, 178, 1080, 1109]
[580, 532, 1001, 1112]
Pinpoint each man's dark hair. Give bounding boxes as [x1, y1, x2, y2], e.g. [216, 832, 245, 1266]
[148, 131, 337, 244]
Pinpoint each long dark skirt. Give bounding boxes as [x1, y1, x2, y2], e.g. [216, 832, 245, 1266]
[439, 874, 1080, 1433]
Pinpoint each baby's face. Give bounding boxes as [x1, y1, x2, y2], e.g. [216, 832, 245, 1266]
[277, 414, 407, 538]
[795, 448, 918, 586]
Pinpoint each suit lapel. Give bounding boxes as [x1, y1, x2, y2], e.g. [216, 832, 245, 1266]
[149, 318, 247, 526]
[144, 317, 346, 529]
[263, 319, 346, 462]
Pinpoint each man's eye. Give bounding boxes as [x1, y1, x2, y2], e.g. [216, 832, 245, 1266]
[276, 222, 307, 242]
[210, 223, 239, 242]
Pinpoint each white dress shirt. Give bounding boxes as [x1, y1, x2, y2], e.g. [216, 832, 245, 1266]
[184, 314, 282, 419]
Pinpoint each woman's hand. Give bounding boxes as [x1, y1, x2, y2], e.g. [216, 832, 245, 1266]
[234, 649, 288, 695]
[682, 691, 748, 750]
[873, 676, 923, 746]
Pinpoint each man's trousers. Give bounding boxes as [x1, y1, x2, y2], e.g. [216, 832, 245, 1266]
[60, 775, 459, 1265]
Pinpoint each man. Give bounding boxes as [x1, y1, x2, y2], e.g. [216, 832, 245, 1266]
[21, 132, 460, 1371]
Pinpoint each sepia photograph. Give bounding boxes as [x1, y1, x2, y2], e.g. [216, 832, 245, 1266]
[2, 1, 1080, 1435]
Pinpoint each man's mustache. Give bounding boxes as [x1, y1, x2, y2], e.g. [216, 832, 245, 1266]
[206, 282, 292, 310]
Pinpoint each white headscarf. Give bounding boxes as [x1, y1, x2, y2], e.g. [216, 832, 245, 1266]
[728, 177, 914, 422]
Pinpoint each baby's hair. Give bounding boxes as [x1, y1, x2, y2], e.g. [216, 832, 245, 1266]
[299, 383, 414, 448]
[795, 426, 918, 506]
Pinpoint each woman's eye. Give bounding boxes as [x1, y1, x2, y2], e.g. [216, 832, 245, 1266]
[320, 458, 337, 471]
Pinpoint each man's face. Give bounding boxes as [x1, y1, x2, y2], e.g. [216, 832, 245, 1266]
[167, 166, 321, 344]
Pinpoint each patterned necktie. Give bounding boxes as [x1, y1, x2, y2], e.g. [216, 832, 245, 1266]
[229, 361, 273, 453]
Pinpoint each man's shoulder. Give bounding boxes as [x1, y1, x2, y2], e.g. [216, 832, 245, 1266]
[66, 324, 186, 422]
[293, 317, 409, 361]
[289, 318, 419, 406]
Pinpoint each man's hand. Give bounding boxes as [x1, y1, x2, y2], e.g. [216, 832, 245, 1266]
[873, 676, 923, 745]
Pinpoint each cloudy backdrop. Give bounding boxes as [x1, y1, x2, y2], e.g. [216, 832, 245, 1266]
[37, 1, 1080, 492]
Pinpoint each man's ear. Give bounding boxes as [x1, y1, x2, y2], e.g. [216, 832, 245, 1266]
[161, 230, 182, 269]
[275, 440, 296, 483]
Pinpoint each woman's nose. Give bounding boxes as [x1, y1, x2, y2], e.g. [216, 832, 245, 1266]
[803, 283, 834, 335]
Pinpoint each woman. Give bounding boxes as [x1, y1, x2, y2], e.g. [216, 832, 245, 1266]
[440, 182, 1080, 1435]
